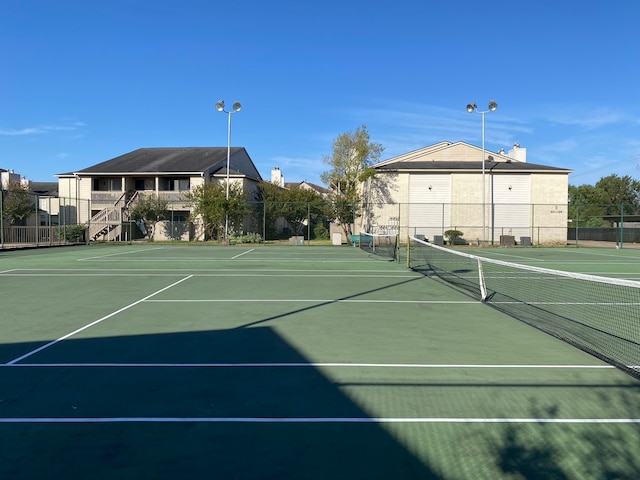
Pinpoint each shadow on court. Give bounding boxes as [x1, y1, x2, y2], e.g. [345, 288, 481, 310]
[0, 328, 445, 479]
[490, 395, 640, 479]
[2, 327, 639, 479]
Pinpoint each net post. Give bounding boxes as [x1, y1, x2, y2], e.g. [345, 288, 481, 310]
[406, 236, 410, 268]
[477, 258, 488, 301]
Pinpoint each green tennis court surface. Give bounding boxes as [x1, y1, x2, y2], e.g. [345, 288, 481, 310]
[1, 244, 638, 479]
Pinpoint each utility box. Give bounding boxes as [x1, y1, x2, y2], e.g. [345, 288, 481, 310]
[520, 236, 532, 246]
[289, 236, 304, 246]
[332, 233, 342, 246]
[500, 235, 515, 247]
[434, 235, 444, 246]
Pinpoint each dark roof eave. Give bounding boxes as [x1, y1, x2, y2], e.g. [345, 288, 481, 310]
[375, 163, 573, 174]
[74, 171, 207, 176]
[377, 168, 573, 174]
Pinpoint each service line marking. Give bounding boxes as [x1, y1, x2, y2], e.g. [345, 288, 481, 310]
[5, 275, 193, 365]
[0, 417, 637, 424]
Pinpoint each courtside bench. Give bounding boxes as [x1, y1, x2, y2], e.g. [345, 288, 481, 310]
[350, 234, 369, 246]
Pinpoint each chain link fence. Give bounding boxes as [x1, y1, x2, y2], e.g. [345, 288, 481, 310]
[1, 189, 89, 249]
[4, 192, 637, 248]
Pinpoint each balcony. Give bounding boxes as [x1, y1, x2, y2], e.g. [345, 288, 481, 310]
[90, 190, 190, 209]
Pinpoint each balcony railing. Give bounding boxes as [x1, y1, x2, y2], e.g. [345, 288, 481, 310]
[91, 190, 189, 204]
[91, 192, 122, 204]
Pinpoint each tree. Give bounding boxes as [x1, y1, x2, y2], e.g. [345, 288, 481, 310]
[320, 125, 384, 239]
[184, 182, 250, 241]
[128, 194, 169, 240]
[257, 181, 287, 237]
[257, 182, 329, 238]
[569, 175, 640, 227]
[568, 184, 607, 227]
[280, 187, 326, 236]
[595, 174, 640, 214]
[1, 180, 35, 225]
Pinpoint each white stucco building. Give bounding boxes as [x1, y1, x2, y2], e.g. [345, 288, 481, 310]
[360, 141, 572, 245]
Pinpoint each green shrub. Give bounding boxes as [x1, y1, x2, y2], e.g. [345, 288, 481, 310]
[313, 223, 329, 240]
[59, 224, 87, 242]
[229, 232, 263, 244]
[444, 229, 464, 244]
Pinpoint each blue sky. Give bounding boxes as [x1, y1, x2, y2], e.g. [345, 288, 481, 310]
[1, 1, 639, 188]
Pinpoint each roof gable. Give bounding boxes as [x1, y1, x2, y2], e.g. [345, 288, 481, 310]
[375, 160, 571, 174]
[373, 141, 572, 174]
[285, 181, 331, 195]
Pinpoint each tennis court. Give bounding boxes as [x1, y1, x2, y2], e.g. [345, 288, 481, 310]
[1, 243, 638, 479]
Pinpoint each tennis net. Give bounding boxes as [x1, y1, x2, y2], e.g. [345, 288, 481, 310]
[408, 236, 640, 379]
[358, 233, 398, 261]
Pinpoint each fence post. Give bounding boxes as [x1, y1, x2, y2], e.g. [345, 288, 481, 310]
[620, 203, 624, 249]
[48, 196, 52, 245]
[262, 202, 266, 241]
[35, 192, 40, 246]
[0, 188, 3, 248]
[576, 205, 580, 247]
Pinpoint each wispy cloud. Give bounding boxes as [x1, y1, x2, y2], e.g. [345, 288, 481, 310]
[265, 155, 327, 182]
[0, 122, 87, 136]
[546, 108, 625, 130]
[0, 127, 44, 136]
[541, 138, 579, 153]
[343, 103, 533, 156]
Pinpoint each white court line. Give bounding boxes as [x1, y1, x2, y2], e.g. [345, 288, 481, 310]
[5, 275, 193, 365]
[0, 417, 637, 424]
[145, 299, 478, 304]
[2, 268, 412, 273]
[79, 258, 382, 263]
[0, 269, 18, 274]
[0, 273, 194, 277]
[78, 247, 165, 261]
[480, 252, 546, 262]
[562, 249, 640, 260]
[3, 363, 616, 369]
[0, 273, 417, 278]
[492, 301, 640, 306]
[231, 249, 255, 259]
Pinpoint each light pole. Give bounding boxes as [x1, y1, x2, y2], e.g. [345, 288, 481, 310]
[215, 100, 242, 240]
[466, 100, 498, 243]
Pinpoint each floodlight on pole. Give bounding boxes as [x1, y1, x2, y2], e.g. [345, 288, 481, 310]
[216, 99, 242, 240]
[466, 100, 498, 243]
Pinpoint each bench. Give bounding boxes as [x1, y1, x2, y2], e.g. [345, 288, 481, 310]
[350, 234, 372, 247]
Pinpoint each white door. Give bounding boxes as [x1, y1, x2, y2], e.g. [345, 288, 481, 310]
[492, 174, 531, 241]
[409, 175, 451, 240]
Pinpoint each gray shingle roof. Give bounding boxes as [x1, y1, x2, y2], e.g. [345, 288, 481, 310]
[284, 181, 331, 194]
[76, 147, 260, 179]
[375, 160, 572, 173]
[31, 182, 59, 196]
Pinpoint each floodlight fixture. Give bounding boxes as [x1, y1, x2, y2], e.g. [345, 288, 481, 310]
[216, 99, 243, 241]
[466, 99, 498, 243]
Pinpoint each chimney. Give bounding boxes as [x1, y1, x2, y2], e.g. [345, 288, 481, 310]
[508, 143, 527, 163]
[271, 166, 285, 187]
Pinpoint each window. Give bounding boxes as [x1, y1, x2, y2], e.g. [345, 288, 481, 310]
[160, 178, 190, 191]
[176, 179, 190, 191]
[92, 178, 122, 191]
